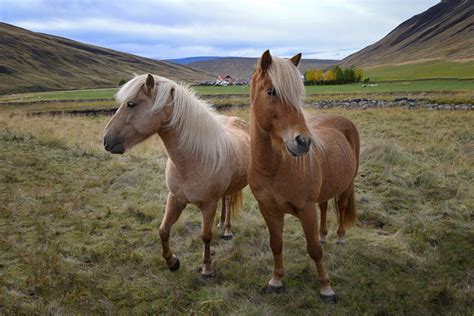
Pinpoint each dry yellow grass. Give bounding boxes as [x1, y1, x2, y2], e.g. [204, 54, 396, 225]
[0, 108, 473, 314]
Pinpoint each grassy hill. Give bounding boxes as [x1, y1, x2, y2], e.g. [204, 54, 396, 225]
[182, 57, 339, 79]
[342, 0, 473, 67]
[342, 0, 474, 80]
[364, 60, 474, 81]
[0, 23, 214, 95]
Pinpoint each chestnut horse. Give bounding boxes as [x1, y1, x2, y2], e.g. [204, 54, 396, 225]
[103, 74, 249, 277]
[248, 50, 359, 303]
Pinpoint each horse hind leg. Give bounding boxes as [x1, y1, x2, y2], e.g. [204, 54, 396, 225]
[200, 200, 218, 278]
[222, 190, 243, 240]
[336, 183, 356, 244]
[217, 197, 226, 228]
[319, 201, 328, 244]
[222, 195, 233, 240]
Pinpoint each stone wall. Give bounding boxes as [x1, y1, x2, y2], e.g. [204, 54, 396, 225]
[307, 98, 473, 110]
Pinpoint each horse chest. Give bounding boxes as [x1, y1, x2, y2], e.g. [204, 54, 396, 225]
[249, 172, 315, 213]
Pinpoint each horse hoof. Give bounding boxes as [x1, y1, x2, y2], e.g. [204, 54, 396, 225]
[169, 258, 180, 272]
[320, 293, 337, 304]
[319, 237, 326, 244]
[266, 284, 284, 294]
[200, 271, 214, 279]
[222, 234, 233, 241]
[336, 238, 346, 245]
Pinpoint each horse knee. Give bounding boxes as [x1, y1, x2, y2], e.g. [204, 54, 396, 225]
[270, 239, 283, 255]
[307, 243, 323, 261]
[201, 231, 212, 244]
[159, 227, 170, 242]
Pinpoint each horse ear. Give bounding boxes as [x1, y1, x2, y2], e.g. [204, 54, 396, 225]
[169, 87, 175, 101]
[145, 74, 154, 94]
[289, 53, 302, 67]
[260, 49, 272, 72]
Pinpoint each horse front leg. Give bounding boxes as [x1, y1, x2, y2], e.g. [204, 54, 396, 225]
[259, 204, 285, 293]
[159, 192, 186, 272]
[298, 204, 336, 304]
[200, 200, 218, 277]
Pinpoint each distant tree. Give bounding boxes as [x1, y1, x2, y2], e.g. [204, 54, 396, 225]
[304, 65, 365, 86]
[354, 68, 364, 82]
[343, 68, 355, 83]
[314, 68, 324, 83]
[305, 68, 315, 82]
[324, 69, 335, 82]
[118, 79, 127, 86]
[335, 67, 344, 84]
[330, 65, 340, 72]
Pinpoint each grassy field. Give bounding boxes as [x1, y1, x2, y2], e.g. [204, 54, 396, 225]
[0, 107, 473, 314]
[365, 60, 474, 81]
[0, 88, 118, 102]
[1, 79, 473, 103]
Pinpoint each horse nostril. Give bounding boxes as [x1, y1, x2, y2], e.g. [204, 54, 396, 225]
[296, 135, 306, 146]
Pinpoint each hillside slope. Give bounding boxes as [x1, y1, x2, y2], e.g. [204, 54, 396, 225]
[184, 57, 339, 79]
[342, 0, 474, 68]
[0, 23, 213, 94]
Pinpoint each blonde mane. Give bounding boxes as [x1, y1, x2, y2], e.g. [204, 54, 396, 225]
[267, 57, 305, 112]
[116, 74, 230, 173]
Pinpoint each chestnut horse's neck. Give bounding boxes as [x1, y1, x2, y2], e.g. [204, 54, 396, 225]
[157, 90, 229, 175]
[249, 109, 282, 176]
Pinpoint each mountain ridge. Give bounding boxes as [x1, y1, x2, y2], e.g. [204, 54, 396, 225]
[0, 23, 213, 94]
[177, 57, 339, 79]
[342, 0, 473, 67]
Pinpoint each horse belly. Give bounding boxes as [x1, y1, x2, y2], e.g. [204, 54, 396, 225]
[165, 162, 225, 204]
[222, 132, 250, 196]
[317, 141, 357, 202]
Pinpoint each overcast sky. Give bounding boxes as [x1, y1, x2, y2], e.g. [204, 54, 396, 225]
[1, 0, 439, 60]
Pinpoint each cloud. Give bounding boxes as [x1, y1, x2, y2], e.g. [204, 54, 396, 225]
[1, 0, 439, 59]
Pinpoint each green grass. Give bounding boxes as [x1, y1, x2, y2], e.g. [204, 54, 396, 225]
[1, 79, 472, 104]
[192, 79, 474, 95]
[365, 60, 474, 81]
[0, 88, 118, 102]
[0, 100, 116, 113]
[192, 85, 251, 95]
[0, 81, 472, 116]
[0, 108, 473, 314]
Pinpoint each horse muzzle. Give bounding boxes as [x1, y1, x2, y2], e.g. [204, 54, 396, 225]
[285, 135, 312, 157]
[103, 136, 125, 154]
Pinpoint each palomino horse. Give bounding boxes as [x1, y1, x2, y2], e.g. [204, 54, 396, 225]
[103, 74, 249, 277]
[248, 50, 359, 303]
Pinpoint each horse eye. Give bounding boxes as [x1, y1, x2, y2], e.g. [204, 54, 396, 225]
[127, 101, 136, 108]
[267, 88, 277, 96]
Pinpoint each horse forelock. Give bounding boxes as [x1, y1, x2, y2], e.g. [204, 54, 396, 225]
[267, 57, 305, 112]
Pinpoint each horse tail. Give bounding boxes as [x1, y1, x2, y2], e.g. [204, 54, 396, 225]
[335, 183, 357, 229]
[344, 186, 357, 228]
[228, 190, 243, 218]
